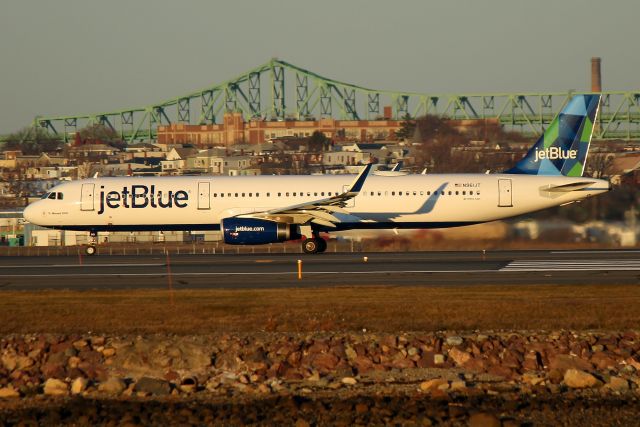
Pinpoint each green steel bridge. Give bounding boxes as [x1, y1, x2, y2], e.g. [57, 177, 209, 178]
[12, 58, 640, 143]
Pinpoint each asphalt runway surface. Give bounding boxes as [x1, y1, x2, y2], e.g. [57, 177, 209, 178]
[0, 249, 639, 290]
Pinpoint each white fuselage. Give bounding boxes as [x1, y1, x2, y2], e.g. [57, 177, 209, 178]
[24, 173, 610, 232]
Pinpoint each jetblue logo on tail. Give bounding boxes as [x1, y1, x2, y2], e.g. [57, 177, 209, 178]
[534, 147, 578, 163]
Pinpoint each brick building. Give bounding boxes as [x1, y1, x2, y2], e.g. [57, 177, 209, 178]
[157, 113, 404, 146]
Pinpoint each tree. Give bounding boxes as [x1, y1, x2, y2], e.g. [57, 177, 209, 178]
[77, 123, 122, 145]
[307, 131, 328, 152]
[394, 114, 415, 140]
[3, 127, 62, 155]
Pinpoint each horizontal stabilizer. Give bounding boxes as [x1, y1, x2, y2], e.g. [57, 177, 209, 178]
[545, 181, 595, 192]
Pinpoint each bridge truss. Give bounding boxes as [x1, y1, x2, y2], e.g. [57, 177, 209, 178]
[27, 58, 640, 142]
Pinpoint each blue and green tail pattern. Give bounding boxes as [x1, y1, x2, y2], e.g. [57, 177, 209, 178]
[506, 94, 600, 177]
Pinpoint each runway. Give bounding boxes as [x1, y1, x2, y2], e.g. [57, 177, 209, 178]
[1, 249, 639, 290]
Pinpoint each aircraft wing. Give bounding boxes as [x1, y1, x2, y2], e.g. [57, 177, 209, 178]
[237, 163, 373, 228]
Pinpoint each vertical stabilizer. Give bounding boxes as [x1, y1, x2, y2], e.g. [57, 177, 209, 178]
[506, 94, 600, 177]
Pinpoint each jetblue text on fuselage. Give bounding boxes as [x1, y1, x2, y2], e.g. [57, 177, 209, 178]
[534, 147, 578, 162]
[97, 185, 188, 215]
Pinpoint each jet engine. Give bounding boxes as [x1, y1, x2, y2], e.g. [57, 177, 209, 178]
[221, 218, 300, 245]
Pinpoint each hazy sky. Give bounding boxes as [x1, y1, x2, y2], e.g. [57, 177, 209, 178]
[1, 0, 638, 134]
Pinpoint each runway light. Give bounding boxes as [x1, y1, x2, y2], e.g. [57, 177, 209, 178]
[363, 256, 368, 263]
[297, 259, 303, 280]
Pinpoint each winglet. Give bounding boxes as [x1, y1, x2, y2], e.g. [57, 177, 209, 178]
[345, 163, 373, 195]
[391, 161, 403, 172]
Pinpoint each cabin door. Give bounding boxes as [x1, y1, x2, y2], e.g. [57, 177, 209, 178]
[198, 182, 210, 210]
[498, 179, 513, 207]
[81, 184, 95, 211]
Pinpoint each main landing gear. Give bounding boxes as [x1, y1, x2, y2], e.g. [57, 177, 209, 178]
[85, 231, 97, 256]
[302, 236, 327, 254]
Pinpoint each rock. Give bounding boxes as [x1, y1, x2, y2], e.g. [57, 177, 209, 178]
[311, 353, 339, 372]
[1, 353, 17, 372]
[43, 378, 68, 396]
[605, 376, 629, 392]
[433, 354, 445, 365]
[353, 355, 374, 373]
[134, 377, 171, 396]
[469, 412, 501, 427]
[549, 354, 593, 373]
[564, 369, 601, 389]
[448, 347, 471, 366]
[341, 377, 357, 385]
[446, 336, 463, 346]
[294, 419, 310, 427]
[419, 378, 448, 392]
[521, 373, 544, 386]
[450, 380, 466, 391]
[345, 346, 357, 361]
[71, 377, 88, 395]
[102, 348, 116, 358]
[72, 339, 88, 350]
[98, 377, 127, 395]
[0, 387, 20, 399]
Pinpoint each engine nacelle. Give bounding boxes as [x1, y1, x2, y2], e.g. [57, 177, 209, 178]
[221, 218, 300, 245]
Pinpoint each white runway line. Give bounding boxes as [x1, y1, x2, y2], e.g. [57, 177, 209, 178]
[501, 259, 640, 271]
[0, 263, 164, 268]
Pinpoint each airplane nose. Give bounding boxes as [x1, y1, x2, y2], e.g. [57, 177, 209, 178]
[22, 203, 38, 224]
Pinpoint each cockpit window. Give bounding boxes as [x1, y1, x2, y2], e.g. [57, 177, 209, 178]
[41, 192, 50, 199]
[57, 193, 64, 200]
[48, 193, 56, 200]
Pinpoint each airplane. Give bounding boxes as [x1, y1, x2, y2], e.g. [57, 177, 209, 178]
[23, 94, 610, 255]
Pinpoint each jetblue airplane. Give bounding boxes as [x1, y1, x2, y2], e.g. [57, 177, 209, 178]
[24, 95, 610, 255]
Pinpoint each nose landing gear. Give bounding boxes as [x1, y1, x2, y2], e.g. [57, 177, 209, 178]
[86, 231, 97, 256]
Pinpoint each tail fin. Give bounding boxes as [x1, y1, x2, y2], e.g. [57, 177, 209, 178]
[506, 94, 600, 177]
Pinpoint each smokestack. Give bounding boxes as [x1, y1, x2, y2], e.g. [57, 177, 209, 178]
[591, 57, 602, 92]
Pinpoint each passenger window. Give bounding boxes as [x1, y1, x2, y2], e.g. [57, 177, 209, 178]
[398, 191, 402, 196]
[278, 192, 281, 197]
[235, 193, 238, 197]
[420, 191, 424, 196]
[455, 191, 459, 195]
[469, 191, 473, 195]
[293, 192, 297, 196]
[48, 193, 56, 199]
[477, 192, 480, 196]
[321, 192, 325, 196]
[392, 191, 395, 196]
[427, 191, 431, 195]
[227, 193, 231, 197]
[57, 193, 63, 200]
[370, 191, 374, 196]
[307, 192, 311, 196]
[377, 191, 381, 196]
[242, 193, 245, 197]
[256, 193, 260, 197]
[462, 191, 466, 195]
[249, 193, 252, 197]
[221, 193, 224, 198]
[314, 192, 317, 196]
[213, 193, 217, 197]
[286, 192, 290, 196]
[448, 191, 452, 195]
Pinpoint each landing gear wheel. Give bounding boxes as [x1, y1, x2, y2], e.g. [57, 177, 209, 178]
[302, 238, 320, 254]
[316, 237, 327, 253]
[85, 245, 96, 256]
